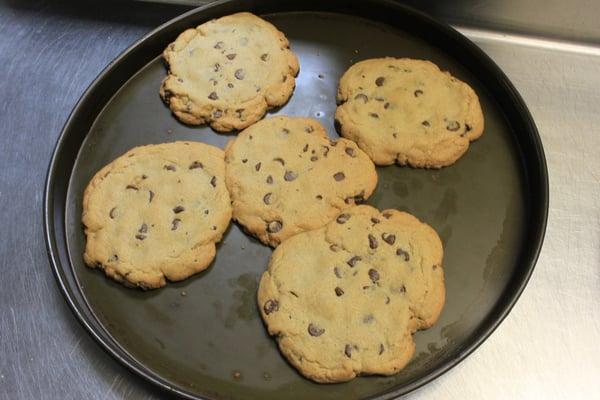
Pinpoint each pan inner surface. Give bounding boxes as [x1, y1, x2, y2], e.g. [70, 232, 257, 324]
[64, 12, 526, 400]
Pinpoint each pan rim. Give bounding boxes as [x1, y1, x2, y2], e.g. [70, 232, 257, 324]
[43, 0, 549, 399]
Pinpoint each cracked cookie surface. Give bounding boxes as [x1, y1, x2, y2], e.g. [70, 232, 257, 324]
[82, 141, 232, 289]
[224, 116, 378, 247]
[336, 58, 484, 168]
[160, 12, 299, 132]
[258, 205, 444, 383]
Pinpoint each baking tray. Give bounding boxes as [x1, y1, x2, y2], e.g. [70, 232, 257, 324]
[43, 0, 549, 398]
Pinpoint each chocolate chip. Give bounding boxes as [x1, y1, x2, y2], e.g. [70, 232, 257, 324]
[138, 223, 148, 234]
[210, 176, 217, 187]
[396, 248, 410, 261]
[354, 93, 368, 103]
[369, 112, 379, 118]
[164, 164, 176, 171]
[368, 268, 379, 283]
[316, 194, 323, 200]
[345, 190, 366, 205]
[310, 156, 318, 162]
[234, 69, 245, 80]
[171, 218, 181, 231]
[329, 140, 338, 147]
[414, 89, 423, 97]
[209, 78, 218, 86]
[263, 299, 279, 315]
[213, 63, 221, 72]
[465, 123, 472, 132]
[148, 191, 154, 203]
[375, 77, 385, 86]
[263, 193, 272, 205]
[213, 110, 222, 118]
[273, 158, 285, 165]
[321, 146, 330, 157]
[226, 53, 236, 60]
[344, 345, 352, 358]
[433, 264, 438, 270]
[109, 207, 117, 219]
[135, 234, 146, 241]
[242, 159, 247, 163]
[334, 266, 342, 277]
[345, 147, 356, 157]
[374, 97, 384, 102]
[363, 314, 374, 323]
[446, 120, 460, 131]
[305, 126, 314, 133]
[335, 287, 344, 297]
[393, 133, 398, 138]
[333, 172, 345, 181]
[266, 175, 273, 184]
[308, 323, 325, 337]
[227, 83, 234, 89]
[382, 212, 393, 219]
[382, 233, 396, 245]
[385, 296, 391, 304]
[336, 213, 350, 224]
[368, 234, 378, 249]
[204, 210, 209, 215]
[422, 120, 430, 127]
[255, 162, 261, 171]
[282, 128, 290, 134]
[260, 53, 268, 61]
[267, 220, 282, 233]
[303, 144, 309, 152]
[384, 102, 390, 109]
[173, 206, 185, 214]
[189, 161, 203, 169]
[289, 291, 299, 298]
[126, 185, 138, 191]
[330, 244, 340, 252]
[379, 344, 385, 355]
[214, 41, 224, 49]
[208, 92, 218, 100]
[236, 108, 244, 118]
[371, 217, 380, 224]
[347, 256, 361, 267]
[284, 171, 297, 181]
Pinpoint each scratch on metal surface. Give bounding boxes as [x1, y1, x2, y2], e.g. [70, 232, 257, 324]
[101, 375, 121, 400]
[457, 26, 600, 56]
[69, 336, 83, 358]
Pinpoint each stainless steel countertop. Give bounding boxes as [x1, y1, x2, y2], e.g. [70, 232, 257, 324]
[0, 1, 598, 399]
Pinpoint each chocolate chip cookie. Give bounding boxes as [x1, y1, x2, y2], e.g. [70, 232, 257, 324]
[258, 205, 445, 382]
[336, 58, 484, 168]
[224, 116, 378, 247]
[82, 141, 232, 289]
[160, 12, 299, 132]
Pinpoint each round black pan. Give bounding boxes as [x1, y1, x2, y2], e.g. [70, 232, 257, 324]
[44, 0, 548, 399]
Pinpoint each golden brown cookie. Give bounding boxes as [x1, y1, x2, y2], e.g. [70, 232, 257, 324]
[224, 116, 378, 247]
[82, 142, 231, 289]
[336, 58, 484, 168]
[160, 12, 299, 132]
[258, 205, 444, 383]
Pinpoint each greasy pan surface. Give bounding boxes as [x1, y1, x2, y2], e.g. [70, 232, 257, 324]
[44, 0, 548, 399]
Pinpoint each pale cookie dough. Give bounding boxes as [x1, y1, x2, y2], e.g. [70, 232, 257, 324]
[160, 12, 299, 132]
[224, 116, 378, 247]
[258, 205, 445, 383]
[336, 58, 484, 168]
[82, 141, 232, 289]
